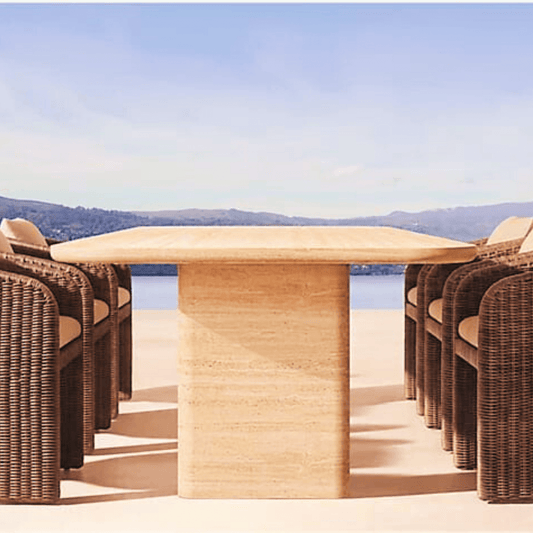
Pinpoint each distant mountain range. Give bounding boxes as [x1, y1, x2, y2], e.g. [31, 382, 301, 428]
[134, 201, 533, 242]
[1, 195, 533, 275]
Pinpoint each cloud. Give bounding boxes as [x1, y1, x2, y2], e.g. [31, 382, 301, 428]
[332, 165, 364, 178]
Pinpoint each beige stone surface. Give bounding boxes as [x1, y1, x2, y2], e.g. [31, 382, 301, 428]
[178, 264, 350, 498]
[50, 225, 477, 264]
[2, 309, 533, 532]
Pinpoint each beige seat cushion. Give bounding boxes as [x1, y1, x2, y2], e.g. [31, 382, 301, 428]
[60, 316, 82, 348]
[407, 286, 418, 306]
[94, 299, 110, 324]
[428, 298, 443, 323]
[0, 218, 49, 247]
[458, 316, 479, 348]
[0, 230, 14, 253]
[486, 216, 533, 245]
[118, 287, 131, 308]
[518, 229, 533, 254]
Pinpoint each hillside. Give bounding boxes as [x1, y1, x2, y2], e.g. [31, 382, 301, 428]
[2, 195, 533, 275]
[135, 202, 533, 242]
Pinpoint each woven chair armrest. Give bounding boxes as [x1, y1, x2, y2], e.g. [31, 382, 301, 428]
[404, 264, 423, 296]
[424, 262, 471, 303]
[478, 237, 524, 259]
[0, 268, 60, 325]
[441, 259, 499, 308]
[113, 264, 132, 292]
[0, 252, 92, 325]
[453, 262, 520, 326]
[507, 249, 533, 269]
[478, 270, 533, 362]
[73, 263, 118, 310]
[0, 270, 60, 348]
[471, 237, 488, 246]
[9, 239, 52, 260]
[8, 238, 119, 306]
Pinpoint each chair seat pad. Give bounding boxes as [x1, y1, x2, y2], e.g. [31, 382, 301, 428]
[94, 299, 110, 324]
[60, 316, 82, 348]
[407, 286, 418, 306]
[428, 298, 443, 323]
[458, 316, 479, 348]
[118, 287, 131, 308]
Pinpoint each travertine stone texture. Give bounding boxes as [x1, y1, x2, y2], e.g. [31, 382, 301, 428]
[178, 263, 350, 498]
[51, 226, 477, 265]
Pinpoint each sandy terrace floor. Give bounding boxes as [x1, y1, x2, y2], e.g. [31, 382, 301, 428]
[2, 309, 533, 533]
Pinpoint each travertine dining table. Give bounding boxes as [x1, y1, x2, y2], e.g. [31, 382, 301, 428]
[51, 226, 477, 499]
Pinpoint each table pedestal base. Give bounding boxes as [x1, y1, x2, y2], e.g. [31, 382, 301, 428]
[178, 263, 350, 498]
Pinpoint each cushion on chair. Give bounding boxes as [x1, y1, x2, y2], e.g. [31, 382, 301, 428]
[0, 230, 14, 253]
[94, 299, 110, 324]
[59, 316, 82, 348]
[518, 229, 533, 254]
[407, 286, 418, 306]
[118, 287, 131, 308]
[458, 316, 479, 348]
[428, 298, 443, 323]
[1, 218, 49, 247]
[485, 216, 533, 245]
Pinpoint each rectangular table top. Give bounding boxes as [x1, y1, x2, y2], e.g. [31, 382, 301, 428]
[50, 226, 477, 265]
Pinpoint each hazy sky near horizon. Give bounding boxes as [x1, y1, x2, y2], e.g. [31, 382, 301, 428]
[1, 3, 533, 218]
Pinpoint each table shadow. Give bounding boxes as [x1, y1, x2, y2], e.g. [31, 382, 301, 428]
[60, 382, 474, 503]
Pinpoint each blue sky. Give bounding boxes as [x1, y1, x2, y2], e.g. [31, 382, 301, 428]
[1, 3, 533, 218]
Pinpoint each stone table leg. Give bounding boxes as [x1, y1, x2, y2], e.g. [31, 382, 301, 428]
[177, 263, 350, 498]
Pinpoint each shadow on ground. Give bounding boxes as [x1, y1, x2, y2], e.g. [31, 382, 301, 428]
[61, 451, 178, 504]
[348, 471, 477, 498]
[60, 382, 476, 504]
[131, 385, 178, 404]
[60, 386, 178, 504]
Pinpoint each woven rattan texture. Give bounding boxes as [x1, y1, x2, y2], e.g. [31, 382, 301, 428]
[416, 238, 523, 425]
[452, 265, 533, 501]
[0, 253, 95, 455]
[403, 264, 423, 400]
[11, 240, 133, 407]
[0, 271, 62, 503]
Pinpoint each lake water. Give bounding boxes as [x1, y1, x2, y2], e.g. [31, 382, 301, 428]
[131, 274, 405, 310]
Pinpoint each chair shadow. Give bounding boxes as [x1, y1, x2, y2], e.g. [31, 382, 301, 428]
[348, 382, 477, 498]
[350, 383, 406, 411]
[102, 408, 177, 440]
[61, 451, 178, 505]
[131, 385, 178, 404]
[61, 381, 474, 503]
[351, 423, 404, 433]
[60, 401, 178, 504]
[91, 441, 177, 456]
[350, 434, 411, 469]
[348, 471, 477, 498]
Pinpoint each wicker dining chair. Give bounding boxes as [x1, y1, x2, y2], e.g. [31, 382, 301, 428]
[0, 236, 117, 462]
[1, 219, 126, 421]
[421, 218, 533, 451]
[404, 217, 533, 425]
[0, 254, 86, 503]
[450, 254, 533, 502]
[1, 218, 132, 402]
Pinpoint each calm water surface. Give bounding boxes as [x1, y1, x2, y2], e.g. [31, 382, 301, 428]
[132, 275, 404, 310]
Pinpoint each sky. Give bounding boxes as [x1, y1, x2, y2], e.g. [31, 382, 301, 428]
[1, 2, 533, 219]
